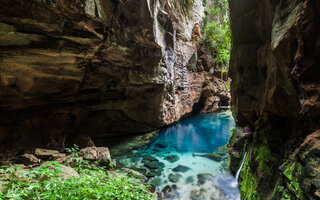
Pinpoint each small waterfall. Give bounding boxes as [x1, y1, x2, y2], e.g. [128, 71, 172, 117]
[236, 151, 247, 181]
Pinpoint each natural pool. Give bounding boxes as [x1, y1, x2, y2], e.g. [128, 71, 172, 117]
[109, 110, 240, 200]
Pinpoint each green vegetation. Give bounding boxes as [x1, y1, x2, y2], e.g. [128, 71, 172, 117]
[203, 0, 231, 64]
[282, 162, 303, 199]
[239, 155, 260, 200]
[270, 161, 304, 200]
[0, 148, 155, 200]
[255, 144, 277, 176]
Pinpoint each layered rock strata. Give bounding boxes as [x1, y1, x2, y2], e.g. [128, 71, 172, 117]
[228, 0, 320, 199]
[0, 0, 229, 150]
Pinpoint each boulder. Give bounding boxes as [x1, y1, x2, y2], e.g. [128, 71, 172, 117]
[79, 147, 111, 166]
[35, 148, 59, 158]
[52, 153, 67, 160]
[20, 153, 39, 165]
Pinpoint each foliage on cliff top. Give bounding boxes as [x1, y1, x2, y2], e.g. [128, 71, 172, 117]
[0, 149, 154, 200]
[203, 0, 231, 65]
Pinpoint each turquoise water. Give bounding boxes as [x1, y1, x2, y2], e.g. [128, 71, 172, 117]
[111, 110, 240, 200]
[153, 112, 235, 153]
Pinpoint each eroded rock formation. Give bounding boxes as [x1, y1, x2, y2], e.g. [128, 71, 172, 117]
[228, 0, 320, 199]
[0, 0, 229, 150]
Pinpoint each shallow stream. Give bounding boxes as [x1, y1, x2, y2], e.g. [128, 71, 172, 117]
[109, 110, 240, 200]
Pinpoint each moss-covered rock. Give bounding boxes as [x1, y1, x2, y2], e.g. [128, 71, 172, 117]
[239, 154, 260, 200]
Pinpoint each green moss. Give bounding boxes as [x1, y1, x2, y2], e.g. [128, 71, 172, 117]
[254, 144, 277, 176]
[283, 162, 303, 199]
[227, 127, 238, 148]
[270, 161, 304, 200]
[239, 155, 261, 200]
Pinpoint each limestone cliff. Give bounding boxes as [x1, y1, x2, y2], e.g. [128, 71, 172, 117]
[228, 0, 320, 199]
[0, 0, 229, 150]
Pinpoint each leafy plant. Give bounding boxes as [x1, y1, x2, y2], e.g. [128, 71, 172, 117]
[0, 147, 155, 200]
[65, 145, 99, 172]
[203, 0, 231, 65]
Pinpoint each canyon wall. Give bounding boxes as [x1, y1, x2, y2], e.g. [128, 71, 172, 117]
[0, 0, 229, 150]
[228, 0, 320, 199]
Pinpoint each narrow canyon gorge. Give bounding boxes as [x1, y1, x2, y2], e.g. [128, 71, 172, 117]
[0, 0, 319, 199]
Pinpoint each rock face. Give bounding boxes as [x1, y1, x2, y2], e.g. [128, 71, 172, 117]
[228, 0, 320, 199]
[0, 0, 229, 150]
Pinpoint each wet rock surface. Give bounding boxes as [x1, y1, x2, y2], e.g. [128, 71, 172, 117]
[228, 0, 320, 199]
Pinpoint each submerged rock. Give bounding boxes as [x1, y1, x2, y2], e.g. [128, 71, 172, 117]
[164, 155, 180, 163]
[141, 155, 159, 163]
[172, 165, 191, 173]
[197, 173, 213, 185]
[168, 173, 182, 183]
[186, 176, 195, 184]
[144, 161, 164, 170]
